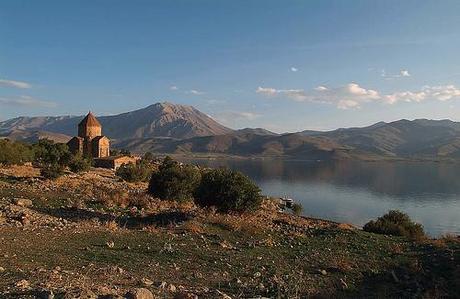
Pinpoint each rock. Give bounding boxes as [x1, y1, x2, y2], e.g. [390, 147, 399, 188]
[174, 293, 198, 299]
[168, 284, 177, 292]
[16, 279, 30, 289]
[14, 198, 33, 207]
[141, 277, 154, 286]
[0, 266, 5, 272]
[63, 288, 97, 299]
[319, 269, 327, 275]
[125, 288, 154, 299]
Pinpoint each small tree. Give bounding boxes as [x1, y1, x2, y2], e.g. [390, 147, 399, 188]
[116, 161, 152, 183]
[195, 167, 262, 213]
[68, 153, 91, 173]
[363, 210, 425, 240]
[33, 139, 71, 179]
[40, 163, 65, 179]
[148, 157, 201, 201]
[33, 139, 71, 166]
[0, 139, 34, 165]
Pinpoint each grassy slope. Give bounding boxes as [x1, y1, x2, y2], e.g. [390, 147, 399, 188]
[0, 166, 458, 298]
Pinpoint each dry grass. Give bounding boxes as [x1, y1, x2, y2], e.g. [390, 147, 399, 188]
[207, 212, 265, 235]
[0, 164, 40, 178]
[182, 219, 205, 234]
[103, 220, 119, 231]
[421, 234, 459, 249]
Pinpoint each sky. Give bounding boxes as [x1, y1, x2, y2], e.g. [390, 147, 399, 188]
[1, 0, 460, 133]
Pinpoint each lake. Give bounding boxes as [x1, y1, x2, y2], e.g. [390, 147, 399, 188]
[181, 158, 460, 237]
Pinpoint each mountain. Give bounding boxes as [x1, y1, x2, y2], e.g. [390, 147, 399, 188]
[300, 119, 460, 158]
[1, 129, 72, 144]
[114, 132, 352, 159]
[0, 102, 233, 141]
[235, 128, 278, 136]
[115, 118, 460, 160]
[4, 102, 460, 160]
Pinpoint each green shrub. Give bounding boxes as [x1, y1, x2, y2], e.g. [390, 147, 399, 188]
[33, 139, 72, 179]
[148, 157, 201, 201]
[195, 167, 262, 213]
[363, 210, 425, 240]
[0, 139, 34, 165]
[68, 153, 91, 173]
[40, 163, 65, 179]
[33, 139, 71, 166]
[291, 203, 303, 216]
[116, 161, 152, 182]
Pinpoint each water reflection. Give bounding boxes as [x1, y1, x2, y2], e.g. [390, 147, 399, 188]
[181, 158, 460, 236]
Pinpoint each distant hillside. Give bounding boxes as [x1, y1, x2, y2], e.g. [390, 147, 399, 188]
[0, 102, 233, 140]
[114, 132, 352, 159]
[1, 130, 72, 144]
[302, 119, 460, 158]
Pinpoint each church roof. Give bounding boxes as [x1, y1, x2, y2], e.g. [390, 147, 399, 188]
[79, 111, 101, 127]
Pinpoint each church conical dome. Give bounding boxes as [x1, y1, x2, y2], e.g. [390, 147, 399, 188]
[79, 111, 101, 128]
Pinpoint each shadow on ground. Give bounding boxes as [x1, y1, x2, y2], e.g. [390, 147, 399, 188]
[33, 206, 194, 229]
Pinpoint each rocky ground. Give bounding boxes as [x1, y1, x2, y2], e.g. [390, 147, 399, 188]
[0, 165, 459, 298]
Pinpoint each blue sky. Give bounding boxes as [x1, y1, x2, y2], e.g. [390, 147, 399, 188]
[1, 0, 460, 132]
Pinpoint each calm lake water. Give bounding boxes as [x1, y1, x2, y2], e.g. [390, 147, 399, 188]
[181, 158, 460, 237]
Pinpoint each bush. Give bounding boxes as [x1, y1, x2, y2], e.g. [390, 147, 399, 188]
[116, 161, 152, 182]
[148, 157, 201, 201]
[291, 203, 303, 216]
[68, 153, 91, 173]
[0, 139, 34, 165]
[40, 163, 65, 179]
[33, 139, 71, 167]
[363, 210, 425, 240]
[195, 167, 262, 213]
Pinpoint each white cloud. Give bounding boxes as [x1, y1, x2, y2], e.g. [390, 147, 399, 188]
[0, 95, 57, 108]
[188, 89, 205, 95]
[170, 85, 178, 91]
[256, 83, 460, 109]
[0, 79, 32, 89]
[290, 67, 298, 72]
[400, 70, 411, 77]
[256, 86, 307, 101]
[381, 69, 411, 79]
[214, 111, 261, 124]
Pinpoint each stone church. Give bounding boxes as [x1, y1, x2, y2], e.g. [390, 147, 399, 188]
[67, 112, 110, 158]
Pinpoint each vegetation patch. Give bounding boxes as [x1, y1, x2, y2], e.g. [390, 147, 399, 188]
[363, 210, 426, 240]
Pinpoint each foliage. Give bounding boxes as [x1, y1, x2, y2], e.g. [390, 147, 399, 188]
[363, 210, 426, 240]
[142, 151, 155, 163]
[68, 153, 91, 173]
[32, 139, 72, 179]
[148, 156, 201, 201]
[195, 167, 262, 212]
[33, 139, 72, 167]
[0, 139, 34, 165]
[291, 202, 303, 216]
[116, 160, 153, 182]
[40, 163, 65, 179]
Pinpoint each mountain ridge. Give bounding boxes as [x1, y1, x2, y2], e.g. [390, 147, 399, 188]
[3, 103, 460, 160]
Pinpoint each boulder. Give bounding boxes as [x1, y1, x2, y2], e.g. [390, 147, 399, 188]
[125, 288, 155, 299]
[14, 198, 33, 207]
[63, 288, 97, 299]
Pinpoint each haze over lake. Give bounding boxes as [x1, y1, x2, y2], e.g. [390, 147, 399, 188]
[183, 158, 460, 237]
